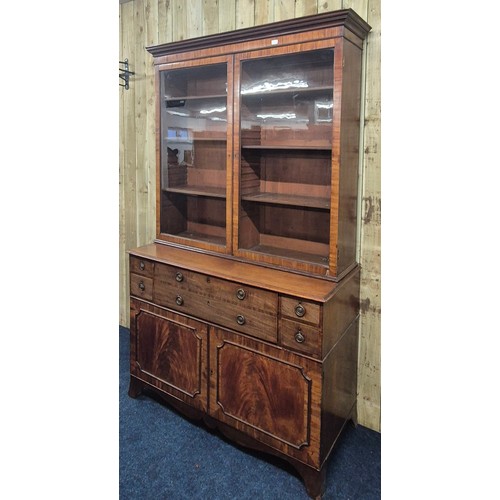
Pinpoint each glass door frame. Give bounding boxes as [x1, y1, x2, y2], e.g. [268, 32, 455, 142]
[232, 39, 340, 276]
[155, 55, 234, 254]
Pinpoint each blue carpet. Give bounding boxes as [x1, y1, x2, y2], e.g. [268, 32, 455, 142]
[119, 326, 380, 499]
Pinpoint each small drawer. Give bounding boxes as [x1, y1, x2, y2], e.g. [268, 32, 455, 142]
[280, 297, 321, 325]
[130, 256, 154, 277]
[280, 319, 320, 357]
[130, 273, 153, 301]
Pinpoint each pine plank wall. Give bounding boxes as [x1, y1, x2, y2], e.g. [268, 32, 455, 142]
[119, 0, 381, 432]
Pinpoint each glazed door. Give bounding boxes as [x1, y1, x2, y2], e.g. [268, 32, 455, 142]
[130, 298, 208, 412]
[209, 326, 322, 467]
[157, 56, 234, 254]
[233, 41, 337, 276]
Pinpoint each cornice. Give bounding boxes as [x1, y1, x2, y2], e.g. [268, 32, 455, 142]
[146, 9, 371, 58]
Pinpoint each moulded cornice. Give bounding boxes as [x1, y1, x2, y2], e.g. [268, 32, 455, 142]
[146, 9, 371, 58]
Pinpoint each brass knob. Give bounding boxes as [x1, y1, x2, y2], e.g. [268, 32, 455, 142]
[295, 304, 305, 317]
[236, 288, 246, 300]
[176, 295, 184, 306]
[295, 330, 305, 343]
[236, 314, 245, 325]
[139, 261, 145, 271]
[138, 281, 145, 291]
[175, 272, 184, 282]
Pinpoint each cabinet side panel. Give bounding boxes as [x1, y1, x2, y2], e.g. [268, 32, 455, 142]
[337, 40, 363, 275]
[320, 316, 359, 465]
[323, 267, 360, 357]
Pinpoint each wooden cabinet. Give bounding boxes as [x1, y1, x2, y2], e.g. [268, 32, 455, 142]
[128, 9, 370, 499]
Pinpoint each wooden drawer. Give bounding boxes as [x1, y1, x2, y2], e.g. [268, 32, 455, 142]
[153, 263, 278, 343]
[280, 297, 321, 326]
[280, 318, 321, 357]
[154, 263, 278, 315]
[130, 273, 153, 301]
[130, 256, 154, 277]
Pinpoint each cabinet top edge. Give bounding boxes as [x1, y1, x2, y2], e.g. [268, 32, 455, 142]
[128, 244, 359, 302]
[146, 9, 371, 58]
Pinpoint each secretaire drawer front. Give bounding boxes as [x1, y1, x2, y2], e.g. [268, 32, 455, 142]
[281, 319, 321, 357]
[154, 264, 201, 294]
[210, 278, 277, 315]
[130, 256, 154, 277]
[280, 297, 321, 325]
[154, 287, 278, 343]
[154, 263, 278, 316]
[153, 264, 278, 343]
[130, 273, 153, 301]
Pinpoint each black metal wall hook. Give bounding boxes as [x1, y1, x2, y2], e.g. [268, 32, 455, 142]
[119, 59, 135, 90]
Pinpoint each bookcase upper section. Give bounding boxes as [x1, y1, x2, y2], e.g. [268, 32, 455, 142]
[147, 9, 371, 280]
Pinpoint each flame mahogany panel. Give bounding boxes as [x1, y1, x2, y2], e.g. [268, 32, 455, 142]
[209, 327, 322, 468]
[130, 299, 208, 412]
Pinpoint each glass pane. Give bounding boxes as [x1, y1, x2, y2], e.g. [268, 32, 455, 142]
[240, 50, 334, 148]
[238, 50, 334, 265]
[160, 63, 228, 246]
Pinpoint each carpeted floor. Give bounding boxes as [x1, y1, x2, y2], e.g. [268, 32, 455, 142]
[119, 326, 380, 499]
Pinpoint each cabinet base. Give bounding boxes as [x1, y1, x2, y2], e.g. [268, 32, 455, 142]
[128, 375, 329, 499]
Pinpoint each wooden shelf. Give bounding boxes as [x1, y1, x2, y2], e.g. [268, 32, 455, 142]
[165, 185, 226, 198]
[173, 230, 226, 246]
[165, 94, 227, 101]
[166, 137, 227, 143]
[242, 192, 329, 209]
[242, 243, 329, 267]
[241, 144, 331, 150]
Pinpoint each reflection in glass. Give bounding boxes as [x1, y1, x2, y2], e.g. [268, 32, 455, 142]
[159, 63, 228, 247]
[238, 49, 334, 265]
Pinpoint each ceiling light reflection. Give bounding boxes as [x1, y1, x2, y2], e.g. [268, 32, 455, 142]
[242, 80, 309, 94]
[200, 106, 227, 114]
[256, 113, 296, 120]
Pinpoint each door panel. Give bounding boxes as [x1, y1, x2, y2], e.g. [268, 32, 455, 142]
[209, 327, 322, 467]
[130, 298, 208, 411]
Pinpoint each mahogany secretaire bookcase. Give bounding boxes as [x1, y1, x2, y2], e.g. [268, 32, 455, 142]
[128, 9, 371, 499]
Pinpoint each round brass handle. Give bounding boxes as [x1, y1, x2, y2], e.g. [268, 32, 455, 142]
[139, 261, 145, 271]
[295, 304, 306, 317]
[138, 281, 145, 291]
[175, 272, 184, 282]
[236, 288, 246, 300]
[176, 295, 184, 306]
[236, 314, 246, 325]
[295, 330, 305, 343]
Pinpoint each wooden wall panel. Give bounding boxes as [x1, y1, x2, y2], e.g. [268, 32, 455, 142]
[318, 0, 343, 13]
[274, 0, 295, 22]
[237, 0, 256, 29]
[219, 0, 236, 32]
[203, 0, 220, 35]
[294, 0, 317, 17]
[119, 0, 381, 432]
[358, 0, 381, 432]
[255, 0, 274, 25]
[157, 0, 173, 44]
[119, 0, 137, 326]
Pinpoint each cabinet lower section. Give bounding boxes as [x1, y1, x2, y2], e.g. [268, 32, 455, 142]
[129, 289, 359, 499]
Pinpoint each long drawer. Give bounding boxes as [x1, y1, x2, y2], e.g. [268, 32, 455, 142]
[153, 262, 278, 342]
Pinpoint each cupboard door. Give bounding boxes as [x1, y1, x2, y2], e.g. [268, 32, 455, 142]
[158, 56, 233, 253]
[234, 42, 336, 276]
[130, 298, 208, 412]
[209, 327, 322, 467]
